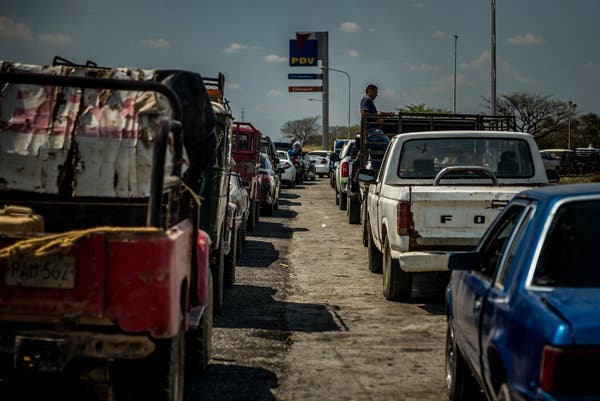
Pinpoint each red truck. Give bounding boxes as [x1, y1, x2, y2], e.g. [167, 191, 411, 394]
[232, 122, 262, 231]
[0, 62, 216, 400]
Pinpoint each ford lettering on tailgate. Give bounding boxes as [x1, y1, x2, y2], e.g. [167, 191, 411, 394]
[6, 255, 76, 289]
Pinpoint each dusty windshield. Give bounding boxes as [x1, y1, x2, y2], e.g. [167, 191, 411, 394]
[397, 137, 534, 179]
[532, 199, 600, 287]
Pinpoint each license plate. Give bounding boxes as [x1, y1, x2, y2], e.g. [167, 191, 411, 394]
[5, 254, 76, 289]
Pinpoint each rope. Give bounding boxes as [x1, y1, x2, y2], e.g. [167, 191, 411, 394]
[0, 226, 160, 260]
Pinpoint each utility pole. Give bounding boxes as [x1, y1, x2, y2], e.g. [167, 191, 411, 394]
[316, 32, 330, 150]
[453, 34, 458, 114]
[241, 107, 246, 121]
[491, 0, 497, 116]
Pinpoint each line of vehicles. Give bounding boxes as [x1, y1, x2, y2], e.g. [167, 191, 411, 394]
[330, 112, 599, 401]
[0, 59, 284, 400]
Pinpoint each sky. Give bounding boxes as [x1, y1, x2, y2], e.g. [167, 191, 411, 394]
[1, 0, 599, 141]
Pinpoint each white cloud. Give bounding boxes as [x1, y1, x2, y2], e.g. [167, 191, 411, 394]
[500, 60, 536, 84]
[506, 33, 543, 45]
[0, 16, 32, 40]
[267, 89, 282, 97]
[348, 49, 360, 57]
[381, 89, 397, 99]
[461, 50, 490, 70]
[223, 42, 248, 53]
[407, 63, 441, 72]
[264, 54, 286, 63]
[226, 82, 240, 90]
[413, 2, 425, 8]
[39, 33, 73, 45]
[340, 22, 361, 33]
[584, 62, 600, 73]
[139, 38, 169, 48]
[368, 28, 376, 33]
[432, 30, 446, 39]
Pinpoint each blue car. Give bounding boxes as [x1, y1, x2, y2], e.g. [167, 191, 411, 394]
[446, 183, 600, 401]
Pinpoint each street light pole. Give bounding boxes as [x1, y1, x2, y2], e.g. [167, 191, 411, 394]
[322, 67, 351, 139]
[491, 0, 497, 116]
[453, 34, 458, 114]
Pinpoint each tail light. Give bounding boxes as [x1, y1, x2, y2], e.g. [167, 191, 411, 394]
[341, 161, 349, 177]
[260, 173, 271, 183]
[539, 345, 600, 395]
[396, 201, 413, 236]
[321, 158, 328, 164]
[292, 156, 299, 165]
[281, 162, 291, 169]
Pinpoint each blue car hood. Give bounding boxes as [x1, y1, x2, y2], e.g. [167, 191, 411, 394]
[538, 288, 600, 345]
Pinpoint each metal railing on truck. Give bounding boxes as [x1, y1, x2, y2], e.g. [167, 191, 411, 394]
[358, 112, 517, 169]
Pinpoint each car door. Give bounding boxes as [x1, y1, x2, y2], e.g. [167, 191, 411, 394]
[453, 204, 528, 376]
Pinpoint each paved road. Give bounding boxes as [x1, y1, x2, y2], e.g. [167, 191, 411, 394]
[190, 178, 449, 401]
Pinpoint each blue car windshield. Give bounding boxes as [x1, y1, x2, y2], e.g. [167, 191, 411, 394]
[532, 199, 600, 287]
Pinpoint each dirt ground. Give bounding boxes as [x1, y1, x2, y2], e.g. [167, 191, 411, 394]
[190, 178, 449, 401]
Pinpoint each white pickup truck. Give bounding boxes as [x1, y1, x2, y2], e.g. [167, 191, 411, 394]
[359, 131, 550, 300]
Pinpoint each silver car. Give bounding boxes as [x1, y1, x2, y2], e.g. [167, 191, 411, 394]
[277, 150, 296, 188]
[307, 150, 330, 177]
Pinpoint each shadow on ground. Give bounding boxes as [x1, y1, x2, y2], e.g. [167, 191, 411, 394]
[216, 285, 342, 333]
[188, 364, 278, 401]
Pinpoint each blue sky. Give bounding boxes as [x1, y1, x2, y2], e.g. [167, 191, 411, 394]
[1, 0, 599, 141]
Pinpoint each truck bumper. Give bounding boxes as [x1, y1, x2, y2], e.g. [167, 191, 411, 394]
[0, 330, 155, 372]
[393, 251, 451, 272]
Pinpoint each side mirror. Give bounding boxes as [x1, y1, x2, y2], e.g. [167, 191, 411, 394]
[447, 251, 481, 271]
[546, 169, 560, 183]
[357, 168, 377, 184]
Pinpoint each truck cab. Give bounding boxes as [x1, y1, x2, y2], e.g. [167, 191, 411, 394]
[232, 122, 262, 231]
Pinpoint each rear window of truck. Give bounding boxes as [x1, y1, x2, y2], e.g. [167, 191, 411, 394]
[397, 137, 535, 179]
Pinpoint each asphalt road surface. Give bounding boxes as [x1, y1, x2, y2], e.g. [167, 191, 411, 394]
[190, 178, 449, 401]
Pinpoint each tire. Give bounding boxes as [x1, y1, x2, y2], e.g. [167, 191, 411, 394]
[289, 180, 295, 189]
[262, 201, 273, 216]
[247, 200, 256, 232]
[382, 237, 412, 300]
[335, 191, 340, 205]
[367, 220, 383, 273]
[236, 224, 245, 258]
[273, 198, 278, 211]
[185, 274, 212, 378]
[254, 199, 260, 226]
[339, 192, 347, 211]
[362, 206, 369, 247]
[348, 196, 361, 224]
[212, 244, 224, 315]
[318, 174, 323, 178]
[224, 227, 237, 288]
[144, 319, 186, 401]
[446, 324, 480, 401]
[497, 383, 512, 401]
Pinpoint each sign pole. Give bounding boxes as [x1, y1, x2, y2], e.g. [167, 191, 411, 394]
[318, 32, 329, 150]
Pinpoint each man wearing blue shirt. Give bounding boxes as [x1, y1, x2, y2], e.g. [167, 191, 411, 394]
[360, 84, 394, 117]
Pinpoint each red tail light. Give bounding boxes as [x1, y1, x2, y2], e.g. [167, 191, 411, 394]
[292, 156, 299, 164]
[539, 345, 600, 395]
[260, 173, 271, 183]
[341, 161, 349, 177]
[321, 158, 328, 164]
[396, 201, 413, 236]
[282, 162, 291, 169]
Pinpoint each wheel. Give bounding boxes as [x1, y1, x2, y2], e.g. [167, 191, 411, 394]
[262, 201, 273, 216]
[143, 319, 186, 401]
[289, 180, 295, 189]
[273, 198, 278, 211]
[185, 273, 212, 378]
[236, 224, 245, 258]
[367, 220, 383, 273]
[339, 192, 347, 211]
[446, 324, 480, 401]
[310, 175, 316, 181]
[211, 243, 224, 314]
[497, 383, 512, 401]
[318, 174, 323, 178]
[247, 200, 256, 232]
[348, 196, 361, 224]
[362, 206, 369, 247]
[382, 237, 412, 300]
[335, 191, 340, 205]
[224, 227, 237, 288]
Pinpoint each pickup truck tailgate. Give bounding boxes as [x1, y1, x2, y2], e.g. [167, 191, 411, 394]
[409, 186, 530, 247]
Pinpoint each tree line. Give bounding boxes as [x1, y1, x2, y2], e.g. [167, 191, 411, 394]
[280, 92, 600, 150]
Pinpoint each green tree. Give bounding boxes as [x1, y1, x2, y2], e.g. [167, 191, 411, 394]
[280, 116, 321, 143]
[483, 92, 571, 138]
[397, 104, 452, 114]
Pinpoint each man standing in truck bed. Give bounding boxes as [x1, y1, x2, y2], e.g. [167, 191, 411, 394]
[360, 84, 394, 117]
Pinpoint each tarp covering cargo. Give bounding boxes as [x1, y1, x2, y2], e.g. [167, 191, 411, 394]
[0, 62, 216, 198]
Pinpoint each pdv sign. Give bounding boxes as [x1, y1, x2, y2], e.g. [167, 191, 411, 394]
[289, 39, 318, 66]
